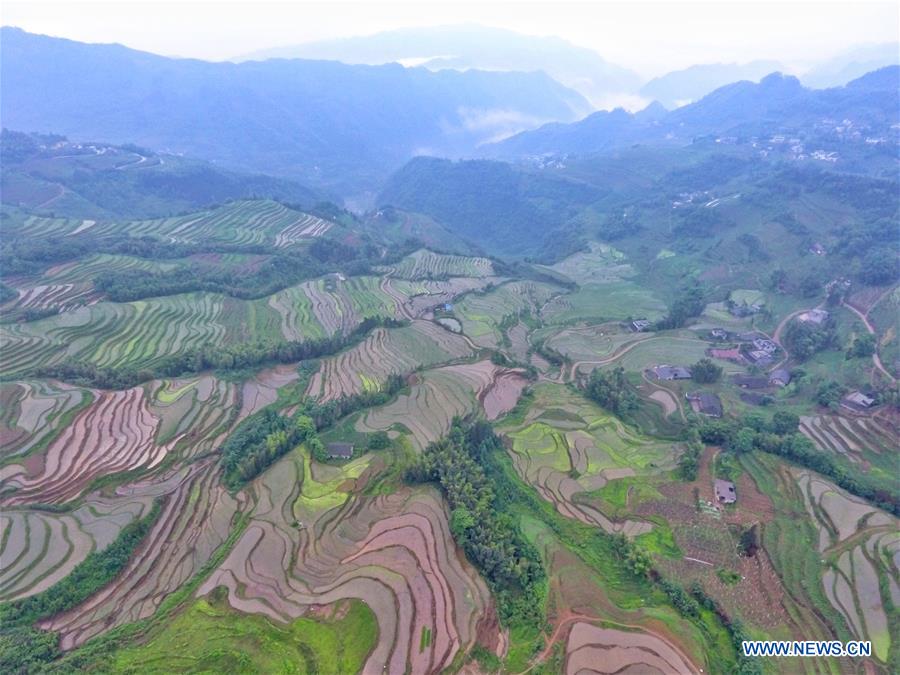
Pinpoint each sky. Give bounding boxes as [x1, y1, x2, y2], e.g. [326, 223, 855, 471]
[2, 0, 898, 77]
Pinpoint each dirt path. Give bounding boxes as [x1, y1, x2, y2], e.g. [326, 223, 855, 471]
[842, 299, 896, 382]
[567, 335, 703, 381]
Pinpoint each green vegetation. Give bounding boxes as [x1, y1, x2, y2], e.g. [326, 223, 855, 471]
[407, 419, 546, 626]
[691, 358, 722, 384]
[784, 316, 838, 360]
[109, 590, 376, 674]
[585, 366, 639, 416]
[697, 415, 900, 516]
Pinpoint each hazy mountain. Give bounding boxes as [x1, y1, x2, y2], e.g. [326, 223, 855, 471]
[488, 67, 900, 158]
[802, 42, 900, 88]
[0, 27, 588, 195]
[238, 24, 641, 109]
[639, 60, 785, 108]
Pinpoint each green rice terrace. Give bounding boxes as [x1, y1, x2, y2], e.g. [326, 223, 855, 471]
[1, 193, 897, 675]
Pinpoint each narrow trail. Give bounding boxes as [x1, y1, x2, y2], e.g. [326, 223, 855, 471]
[841, 299, 896, 382]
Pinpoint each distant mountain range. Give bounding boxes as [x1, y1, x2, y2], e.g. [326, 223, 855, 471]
[237, 24, 642, 109]
[487, 67, 900, 158]
[801, 42, 900, 89]
[639, 61, 785, 109]
[0, 27, 588, 195]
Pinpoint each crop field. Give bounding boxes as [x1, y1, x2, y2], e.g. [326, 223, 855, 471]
[607, 335, 713, 373]
[498, 383, 673, 537]
[0, 372, 246, 507]
[380, 249, 495, 279]
[799, 413, 899, 477]
[564, 621, 696, 674]
[538, 242, 636, 286]
[42, 458, 240, 649]
[10, 200, 336, 248]
[0, 379, 91, 460]
[355, 360, 521, 451]
[544, 324, 648, 363]
[541, 281, 666, 327]
[795, 470, 898, 662]
[307, 321, 473, 400]
[0, 494, 153, 601]
[389, 276, 503, 318]
[0, 293, 230, 376]
[454, 280, 557, 347]
[197, 447, 495, 674]
[269, 276, 401, 339]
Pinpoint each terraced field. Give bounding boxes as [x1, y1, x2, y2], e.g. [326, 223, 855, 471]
[381, 249, 495, 279]
[355, 360, 523, 451]
[0, 293, 229, 376]
[538, 242, 635, 286]
[43, 459, 241, 649]
[497, 383, 672, 536]
[796, 470, 898, 662]
[564, 621, 696, 674]
[0, 380, 91, 460]
[800, 412, 898, 475]
[0, 371, 250, 507]
[11, 200, 335, 248]
[307, 321, 473, 400]
[454, 280, 557, 348]
[198, 447, 496, 674]
[0, 494, 153, 601]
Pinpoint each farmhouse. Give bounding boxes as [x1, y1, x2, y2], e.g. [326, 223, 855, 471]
[709, 328, 729, 341]
[631, 319, 652, 332]
[769, 369, 791, 387]
[686, 392, 723, 417]
[798, 309, 829, 325]
[752, 338, 778, 354]
[714, 479, 737, 504]
[841, 391, 875, 412]
[809, 243, 826, 256]
[650, 365, 692, 380]
[326, 442, 354, 459]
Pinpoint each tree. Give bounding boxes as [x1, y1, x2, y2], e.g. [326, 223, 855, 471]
[730, 428, 756, 454]
[367, 431, 391, 450]
[846, 333, 876, 359]
[585, 367, 638, 416]
[771, 411, 800, 435]
[859, 249, 898, 286]
[815, 380, 846, 408]
[691, 358, 722, 384]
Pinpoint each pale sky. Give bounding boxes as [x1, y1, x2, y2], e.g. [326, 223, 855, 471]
[2, 0, 898, 77]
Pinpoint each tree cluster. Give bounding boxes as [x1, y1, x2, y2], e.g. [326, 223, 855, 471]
[406, 420, 545, 626]
[585, 366, 638, 417]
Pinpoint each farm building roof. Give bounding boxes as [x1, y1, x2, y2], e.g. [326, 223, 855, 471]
[715, 479, 737, 504]
[769, 369, 791, 386]
[651, 365, 692, 380]
[687, 391, 723, 417]
[326, 442, 354, 459]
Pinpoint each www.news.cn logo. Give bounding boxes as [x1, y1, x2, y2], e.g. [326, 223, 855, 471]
[742, 641, 872, 658]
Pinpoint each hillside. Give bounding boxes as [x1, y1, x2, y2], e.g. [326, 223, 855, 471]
[0, 130, 324, 219]
[0, 27, 588, 194]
